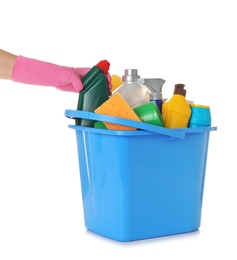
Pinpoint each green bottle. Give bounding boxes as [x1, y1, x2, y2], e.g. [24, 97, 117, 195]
[76, 60, 110, 127]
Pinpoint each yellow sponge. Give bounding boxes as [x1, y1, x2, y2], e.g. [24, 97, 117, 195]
[111, 74, 123, 92]
[94, 92, 141, 130]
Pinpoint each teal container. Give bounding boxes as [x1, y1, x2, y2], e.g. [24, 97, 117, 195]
[65, 109, 217, 242]
[188, 104, 211, 128]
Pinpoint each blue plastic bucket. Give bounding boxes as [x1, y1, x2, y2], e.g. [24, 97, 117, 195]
[65, 109, 217, 242]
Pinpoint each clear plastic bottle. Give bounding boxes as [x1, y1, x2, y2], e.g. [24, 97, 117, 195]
[162, 84, 191, 128]
[112, 69, 150, 109]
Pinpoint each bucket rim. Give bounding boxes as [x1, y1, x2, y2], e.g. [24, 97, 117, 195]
[65, 109, 217, 138]
[68, 123, 217, 137]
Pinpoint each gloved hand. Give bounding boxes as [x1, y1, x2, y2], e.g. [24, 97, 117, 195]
[74, 67, 112, 95]
[12, 56, 112, 93]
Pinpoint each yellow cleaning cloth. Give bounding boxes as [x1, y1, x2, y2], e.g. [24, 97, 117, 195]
[94, 92, 141, 130]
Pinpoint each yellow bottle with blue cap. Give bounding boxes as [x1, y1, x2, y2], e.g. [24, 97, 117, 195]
[162, 84, 191, 128]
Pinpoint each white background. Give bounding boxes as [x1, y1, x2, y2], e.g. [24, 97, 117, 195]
[0, 0, 236, 259]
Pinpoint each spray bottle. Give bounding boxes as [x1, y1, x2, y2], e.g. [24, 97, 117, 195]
[112, 69, 150, 109]
[137, 78, 165, 112]
[162, 84, 191, 128]
[76, 60, 110, 127]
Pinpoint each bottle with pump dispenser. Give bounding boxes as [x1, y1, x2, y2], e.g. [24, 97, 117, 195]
[162, 84, 191, 128]
[76, 60, 110, 127]
[137, 78, 165, 112]
[112, 69, 150, 109]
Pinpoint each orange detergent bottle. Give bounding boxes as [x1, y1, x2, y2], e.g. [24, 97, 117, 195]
[162, 84, 191, 128]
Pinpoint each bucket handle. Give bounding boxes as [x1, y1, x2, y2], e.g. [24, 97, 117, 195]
[64, 109, 186, 140]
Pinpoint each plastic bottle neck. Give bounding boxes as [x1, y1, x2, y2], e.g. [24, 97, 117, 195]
[174, 84, 186, 97]
[122, 69, 140, 83]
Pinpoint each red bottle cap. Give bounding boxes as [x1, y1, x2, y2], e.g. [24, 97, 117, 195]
[97, 60, 110, 74]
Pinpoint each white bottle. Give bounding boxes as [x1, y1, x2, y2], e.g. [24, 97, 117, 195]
[112, 69, 150, 108]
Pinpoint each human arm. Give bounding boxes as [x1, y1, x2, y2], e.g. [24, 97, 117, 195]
[0, 49, 112, 93]
[0, 49, 17, 79]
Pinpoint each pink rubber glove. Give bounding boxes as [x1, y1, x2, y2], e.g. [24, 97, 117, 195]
[12, 56, 112, 93]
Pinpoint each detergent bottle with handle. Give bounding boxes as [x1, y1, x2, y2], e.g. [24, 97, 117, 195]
[162, 83, 191, 128]
[76, 60, 110, 127]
